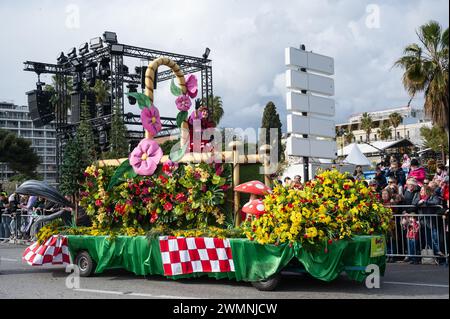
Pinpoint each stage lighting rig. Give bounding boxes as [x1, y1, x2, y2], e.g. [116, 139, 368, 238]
[127, 83, 138, 105]
[202, 47, 211, 60]
[84, 61, 97, 87]
[110, 44, 124, 54]
[57, 52, 68, 65]
[135, 66, 148, 89]
[79, 42, 89, 56]
[103, 31, 118, 44]
[72, 72, 82, 92]
[90, 37, 103, 50]
[67, 47, 77, 59]
[98, 57, 111, 80]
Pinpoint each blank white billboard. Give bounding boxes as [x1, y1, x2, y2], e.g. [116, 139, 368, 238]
[286, 91, 335, 117]
[287, 136, 337, 159]
[285, 47, 334, 75]
[286, 70, 334, 96]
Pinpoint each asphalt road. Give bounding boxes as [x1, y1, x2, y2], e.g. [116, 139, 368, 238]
[0, 243, 448, 299]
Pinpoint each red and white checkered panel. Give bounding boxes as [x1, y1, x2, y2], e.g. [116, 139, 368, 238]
[22, 235, 70, 266]
[159, 236, 235, 276]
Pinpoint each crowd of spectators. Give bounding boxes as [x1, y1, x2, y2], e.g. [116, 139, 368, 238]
[0, 192, 73, 243]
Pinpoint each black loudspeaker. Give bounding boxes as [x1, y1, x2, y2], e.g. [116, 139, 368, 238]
[70, 92, 96, 123]
[27, 90, 54, 127]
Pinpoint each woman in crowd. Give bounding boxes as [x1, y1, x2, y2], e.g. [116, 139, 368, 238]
[402, 154, 411, 170]
[412, 183, 444, 258]
[408, 158, 427, 186]
[433, 164, 448, 184]
[386, 160, 406, 194]
[284, 176, 293, 188]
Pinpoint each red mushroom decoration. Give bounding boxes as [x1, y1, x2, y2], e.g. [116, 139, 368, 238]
[234, 180, 272, 202]
[242, 199, 266, 220]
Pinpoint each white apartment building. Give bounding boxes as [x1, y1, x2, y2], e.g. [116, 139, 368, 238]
[336, 106, 432, 147]
[0, 101, 57, 184]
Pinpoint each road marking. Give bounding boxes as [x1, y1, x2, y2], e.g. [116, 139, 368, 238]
[73, 288, 197, 299]
[0, 258, 18, 262]
[383, 281, 449, 288]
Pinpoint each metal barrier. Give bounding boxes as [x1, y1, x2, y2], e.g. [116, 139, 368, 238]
[385, 204, 448, 265]
[0, 208, 44, 244]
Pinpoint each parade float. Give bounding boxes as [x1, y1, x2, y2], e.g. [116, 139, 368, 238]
[21, 57, 392, 291]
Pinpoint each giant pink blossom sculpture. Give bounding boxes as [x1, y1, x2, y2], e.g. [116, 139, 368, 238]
[175, 95, 191, 112]
[185, 74, 198, 98]
[141, 106, 162, 137]
[129, 139, 163, 175]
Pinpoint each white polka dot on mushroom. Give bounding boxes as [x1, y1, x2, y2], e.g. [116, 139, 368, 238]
[255, 184, 265, 189]
[257, 204, 265, 211]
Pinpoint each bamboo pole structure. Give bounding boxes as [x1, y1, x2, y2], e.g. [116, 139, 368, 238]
[260, 144, 272, 188]
[229, 141, 242, 227]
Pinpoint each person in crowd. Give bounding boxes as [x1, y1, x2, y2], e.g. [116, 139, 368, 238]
[19, 195, 38, 239]
[353, 165, 365, 181]
[368, 179, 378, 193]
[408, 158, 427, 186]
[292, 175, 302, 189]
[381, 189, 394, 206]
[385, 178, 403, 206]
[386, 160, 406, 193]
[0, 192, 8, 241]
[441, 176, 449, 209]
[374, 165, 387, 193]
[402, 154, 411, 170]
[6, 193, 20, 240]
[433, 164, 448, 184]
[284, 176, 292, 188]
[402, 178, 420, 214]
[402, 214, 420, 264]
[413, 183, 444, 258]
[378, 156, 390, 176]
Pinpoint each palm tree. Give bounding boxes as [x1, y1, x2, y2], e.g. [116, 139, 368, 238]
[202, 96, 224, 125]
[378, 121, 392, 141]
[44, 75, 73, 117]
[394, 20, 449, 140]
[344, 131, 355, 145]
[360, 112, 374, 142]
[388, 112, 403, 140]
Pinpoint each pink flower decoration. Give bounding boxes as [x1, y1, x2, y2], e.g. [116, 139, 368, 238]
[141, 106, 162, 137]
[185, 74, 198, 98]
[175, 94, 191, 112]
[129, 139, 163, 176]
[188, 109, 203, 125]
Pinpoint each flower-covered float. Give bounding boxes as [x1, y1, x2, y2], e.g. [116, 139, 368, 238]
[22, 58, 392, 291]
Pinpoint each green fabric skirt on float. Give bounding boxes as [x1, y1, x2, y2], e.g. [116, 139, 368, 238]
[66, 235, 386, 282]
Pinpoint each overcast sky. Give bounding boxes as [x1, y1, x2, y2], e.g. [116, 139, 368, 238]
[0, 0, 448, 131]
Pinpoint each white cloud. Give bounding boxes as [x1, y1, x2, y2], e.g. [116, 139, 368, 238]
[0, 0, 448, 131]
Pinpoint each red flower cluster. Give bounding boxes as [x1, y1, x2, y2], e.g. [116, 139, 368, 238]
[175, 193, 187, 203]
[115, 203, 126, 216]
[163, 202, 173, 211]
[150, 211, 158, 223]
[159, 175, 168, 184]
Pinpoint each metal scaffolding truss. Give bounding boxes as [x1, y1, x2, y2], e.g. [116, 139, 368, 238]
[23, 35, 214, 182]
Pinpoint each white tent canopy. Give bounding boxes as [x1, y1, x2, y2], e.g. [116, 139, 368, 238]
[343, 143, 372, 166]
[339, 139, 412, 157]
